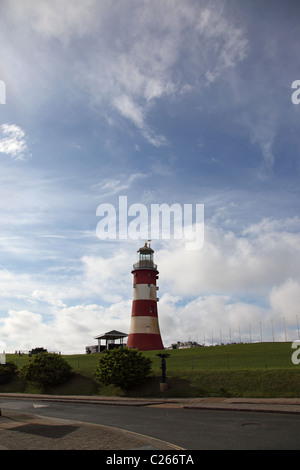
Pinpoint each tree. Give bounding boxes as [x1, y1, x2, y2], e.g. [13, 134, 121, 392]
[0, 361, 18, 384]
[95, 347, 152, 391]
[30, 347, 48, 356]
[20, 353, 73, 390]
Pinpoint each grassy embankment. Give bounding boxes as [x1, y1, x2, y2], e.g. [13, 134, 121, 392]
[2, 342, 300, 398]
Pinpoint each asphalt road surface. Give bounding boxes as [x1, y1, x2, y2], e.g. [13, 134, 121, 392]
[1, 399, 300, 449]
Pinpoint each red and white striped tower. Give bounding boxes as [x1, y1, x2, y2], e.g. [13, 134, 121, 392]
[127, 243, 164, 351]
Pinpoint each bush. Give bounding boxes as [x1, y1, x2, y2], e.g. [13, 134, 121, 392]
[0, 361, 18, 384]
[95, 347, 152, 391]
[19, 353, 73, 390]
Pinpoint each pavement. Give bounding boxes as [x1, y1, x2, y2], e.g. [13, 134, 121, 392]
[1, 394, 300, 450]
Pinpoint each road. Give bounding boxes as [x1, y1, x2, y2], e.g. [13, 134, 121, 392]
[1, 398, 300, 449]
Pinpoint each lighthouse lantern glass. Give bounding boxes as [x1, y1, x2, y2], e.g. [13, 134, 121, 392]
[139, 252, 153, 262]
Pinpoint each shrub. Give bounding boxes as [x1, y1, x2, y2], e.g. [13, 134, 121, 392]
[0, 361, 18, 384]
[95, 347, 152, 391]
[19, 352, 73, 390]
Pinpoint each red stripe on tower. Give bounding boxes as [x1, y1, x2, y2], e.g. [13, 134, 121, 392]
[127, 243, 164, 351]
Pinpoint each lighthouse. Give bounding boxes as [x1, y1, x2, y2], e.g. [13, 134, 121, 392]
[127, 243, 164, 351]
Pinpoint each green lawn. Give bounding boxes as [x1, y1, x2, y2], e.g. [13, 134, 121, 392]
[143, 341, 297, 371]
[3, 342, 300, 398]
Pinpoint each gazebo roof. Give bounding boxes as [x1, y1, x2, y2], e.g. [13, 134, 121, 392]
[94, 330, 128, 340]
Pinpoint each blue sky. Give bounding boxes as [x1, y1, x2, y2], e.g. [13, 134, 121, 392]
[0, 0, 300, 353]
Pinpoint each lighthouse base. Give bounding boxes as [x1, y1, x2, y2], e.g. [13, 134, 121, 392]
[126, 333, 164, 351]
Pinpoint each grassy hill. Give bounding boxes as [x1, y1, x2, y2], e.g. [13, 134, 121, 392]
[2, 342, 300, 398]
[143, 341, 297, 371]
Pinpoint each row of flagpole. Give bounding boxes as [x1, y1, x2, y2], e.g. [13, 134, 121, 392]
[201, 316, 300, 346]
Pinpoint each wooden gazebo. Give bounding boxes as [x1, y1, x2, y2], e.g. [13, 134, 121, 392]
[94, 330, 128, 352]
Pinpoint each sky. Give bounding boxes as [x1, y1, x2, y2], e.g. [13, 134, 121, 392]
[0, 0, 300, 353]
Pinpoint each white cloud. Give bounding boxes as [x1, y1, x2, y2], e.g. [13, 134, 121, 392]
[0, 301, 132, 354]
[270, 279, 300, 321]
[2, 1, 249, 147]
[92, 173, 148, 197]
[100, 2, 248, 143]
[31, 289, 66, 308]
[4, 0, 102, 43]
[248, 113, 278, 179]
[1, 0, 293, 177]
[80, 253, 131, 303]
[113, 94, 145, 130]
[0, 124, 30, 160]
[0, 270, 35, 301]
[157, 217, 300, 297]
[0, 309, 49, 352]
[159, 293, 267, 345]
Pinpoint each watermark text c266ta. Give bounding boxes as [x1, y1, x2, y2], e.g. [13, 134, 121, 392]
[96, 196, 204, 251]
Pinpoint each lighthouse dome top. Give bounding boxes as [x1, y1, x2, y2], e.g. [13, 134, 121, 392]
[137, 242, 154, 254]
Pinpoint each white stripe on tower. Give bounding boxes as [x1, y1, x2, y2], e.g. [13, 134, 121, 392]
[132, 284, 158, 301]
